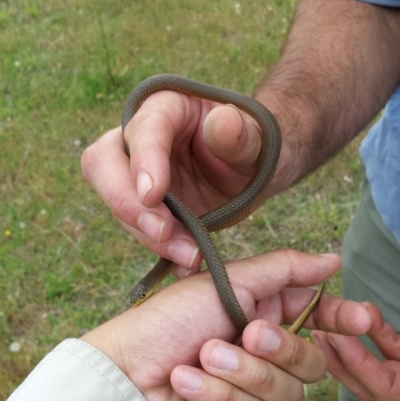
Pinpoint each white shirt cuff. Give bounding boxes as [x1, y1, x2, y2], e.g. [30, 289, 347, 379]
[7, 338, 147, 401]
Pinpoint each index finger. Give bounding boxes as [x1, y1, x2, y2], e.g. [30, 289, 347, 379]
[280, 289, 371, 336]
[123, 90, 203, 208]
[227, 250, 371, 336]
[81, 126, 174, 238]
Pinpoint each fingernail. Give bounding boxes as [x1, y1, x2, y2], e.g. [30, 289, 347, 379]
[209, 345, 238, 371]
[310, 332, 321, 347]
[317, 253, 338, 258]
[225, 104, 245, 139]
[168, 240, 200, 267]
[137, 171, 153, 204]
[179, 370, 203, 392]
[257, 326, 281, 352]
[137, 212, 165, 242]
[327, 334, 338, 351]
[174, 264, 194, 278]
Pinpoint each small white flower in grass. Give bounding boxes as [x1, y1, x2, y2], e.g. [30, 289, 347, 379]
[14, 60, 21, 68]
[166, 25, 172, 31]
[234, 3, 241, 13]
[9, 342, 21, 353]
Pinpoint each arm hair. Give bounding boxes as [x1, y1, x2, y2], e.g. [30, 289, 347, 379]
[255, 0, 400, 188]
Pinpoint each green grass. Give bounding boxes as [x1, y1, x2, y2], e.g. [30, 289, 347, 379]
[0, 0, 364, 399]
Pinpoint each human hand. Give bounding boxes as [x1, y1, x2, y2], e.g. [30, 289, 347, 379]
[312, 302, 400, 401]
[81, 250, 371, 401]
[81, 91, 291, 275]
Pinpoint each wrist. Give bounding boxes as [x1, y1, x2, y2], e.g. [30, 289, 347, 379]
[80, 310, 138, 380]
[255, 91, 313, 196]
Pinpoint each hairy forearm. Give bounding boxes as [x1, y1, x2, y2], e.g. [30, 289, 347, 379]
[255, 0, 400, 190]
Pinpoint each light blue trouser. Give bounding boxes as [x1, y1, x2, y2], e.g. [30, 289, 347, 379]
[340, 178, 400, 401]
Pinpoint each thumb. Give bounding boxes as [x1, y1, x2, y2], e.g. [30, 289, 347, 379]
[203, 104, 262, 175]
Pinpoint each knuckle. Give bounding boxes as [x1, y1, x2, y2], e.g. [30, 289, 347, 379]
[291, 381, 305, 401]
[286, 337, 307, 368]
[108, 190, 133, 221]
[81, 143, 100, 181]
[279, 248, 300, 264]
[223, 385, 239, 401]
[250, 362, 304, 400]
[311, 348, 328, 382]
[249, 362, 278, 392]
[267, 247, 303, 286]
[274, 248, 301, 278]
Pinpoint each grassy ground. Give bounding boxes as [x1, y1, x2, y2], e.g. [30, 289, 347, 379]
[0, 0, 365, 399]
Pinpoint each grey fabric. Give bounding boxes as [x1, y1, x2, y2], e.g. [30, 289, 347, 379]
[339, 178, 400, 401]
